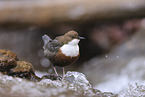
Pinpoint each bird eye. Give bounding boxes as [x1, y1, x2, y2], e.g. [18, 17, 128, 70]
[72, 36, 77, 39]
[72, 36, 76, 38]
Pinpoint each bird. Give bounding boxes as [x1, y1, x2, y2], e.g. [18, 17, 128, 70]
[42, 30, 84, 77]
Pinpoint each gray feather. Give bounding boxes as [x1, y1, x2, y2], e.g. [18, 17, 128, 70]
[42, 34, 62, 57]
[42, 34, 52, 50]
[42, 34, 52, 45]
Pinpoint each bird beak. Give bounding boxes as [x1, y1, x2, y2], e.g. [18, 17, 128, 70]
[79, 36, 85, 39]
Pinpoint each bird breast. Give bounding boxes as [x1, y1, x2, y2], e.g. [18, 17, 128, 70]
[60, 39, 80, 57]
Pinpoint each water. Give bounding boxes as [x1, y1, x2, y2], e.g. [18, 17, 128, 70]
[119, 83, 145, 97]
[95, 57, 145, 94]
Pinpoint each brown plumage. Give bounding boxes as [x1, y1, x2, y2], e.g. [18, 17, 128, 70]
[53, 50, 80, 67]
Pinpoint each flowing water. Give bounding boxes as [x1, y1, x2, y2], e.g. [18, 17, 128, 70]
[80, 30, 145, 97]
[95, 57, 145, 96]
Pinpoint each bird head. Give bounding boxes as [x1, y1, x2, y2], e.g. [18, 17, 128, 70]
[59, 30, 85, 45]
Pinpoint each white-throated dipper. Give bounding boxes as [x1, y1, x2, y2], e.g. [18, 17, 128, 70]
[42, 30, 84, 77]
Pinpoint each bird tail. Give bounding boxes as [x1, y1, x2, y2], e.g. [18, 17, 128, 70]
[42, 34, 52, 50]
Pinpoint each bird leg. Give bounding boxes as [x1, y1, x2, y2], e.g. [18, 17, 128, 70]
[53, 66, 59, 77]
[62, 67, 65, 77]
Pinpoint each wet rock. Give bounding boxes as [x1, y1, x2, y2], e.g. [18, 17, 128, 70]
[63, 71, 118, 97]
[39, 71, 118, 97]
[41, 74, 62, 80]
[7, 61, 41, 81]
[63, 71, 93, 94]
[0, 49, 17, 72]
[0, 70, 118, 97]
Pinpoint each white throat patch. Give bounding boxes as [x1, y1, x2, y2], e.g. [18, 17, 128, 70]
[60, 39, 80, 57]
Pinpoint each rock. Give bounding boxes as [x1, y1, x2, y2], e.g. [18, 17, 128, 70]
[41, 74, 62, 80]
[0, 49, 19, 61]
[0, 49, 41, 81]
[39, 71, 118, 97]
[0, 49, 60, 81]
[0, 49, 17, 72]
[7, 61, 41, 81]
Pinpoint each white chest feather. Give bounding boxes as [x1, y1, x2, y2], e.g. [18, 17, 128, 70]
[60, 39, 80, 57]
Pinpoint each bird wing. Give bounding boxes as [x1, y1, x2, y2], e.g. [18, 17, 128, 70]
[42, 34, 62, 56]
[42, 34, 52, 47]
[42, 34, 61, 59]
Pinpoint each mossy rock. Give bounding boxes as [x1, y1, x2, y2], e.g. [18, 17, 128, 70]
[0, 49, 17, 72]
[11, 61, 34, 73]
[0, 49, 58, 81]
[0, 49, 19, 61]
[7, 61, 41, 81]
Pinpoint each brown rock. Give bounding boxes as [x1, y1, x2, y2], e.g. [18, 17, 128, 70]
[0, 49, 19, 61]
[0, 49, 60, 81]
[11, 61, 34, 73]
[0, 49, 17, 72]
[7, 61, 41, 81]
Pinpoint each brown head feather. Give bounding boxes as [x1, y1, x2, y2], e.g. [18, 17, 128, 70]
[56, 30, 79, 44]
